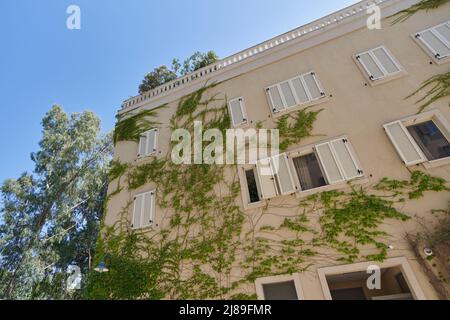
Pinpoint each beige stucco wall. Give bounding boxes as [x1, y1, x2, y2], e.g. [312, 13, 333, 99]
[106, 3, 450, 300]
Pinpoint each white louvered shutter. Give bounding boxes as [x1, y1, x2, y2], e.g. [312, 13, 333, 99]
[229, 98, 247, 126]
[315, 142, 345, 184]
[416, 22, 450, 60]
[330, 139, 363, 180]
[371, 47, 400, 75]
[132, 194, 143, 229]
[138, 134, 147, 158]
[271, 154, 297, 195]
[256, 158, 278, 199]
[146, 129, 158, 156]
[384, 121, 426, 166]
[302, 72, 324, 100]
[267, 85, 285, 113]
[141, 191, 155, 228]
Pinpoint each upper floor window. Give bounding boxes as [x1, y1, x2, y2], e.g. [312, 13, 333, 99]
[265, 71, 326, 115]
[242, 136, 364, 203]
[228, 97, 248, 127]
[354, 45, 402, 83]
[384, 110, 450, 167]
[413, 21, 450, 63]
[138, 129, 158, 158]
[132, 190, 155, 230]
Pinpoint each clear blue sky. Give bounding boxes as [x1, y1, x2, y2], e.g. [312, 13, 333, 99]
[0, 0, 357, 183]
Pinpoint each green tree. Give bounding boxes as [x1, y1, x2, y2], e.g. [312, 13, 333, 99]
[0, 105, 112, 299]
[138, 65, 178, 94]
[138, 51, 219, 94]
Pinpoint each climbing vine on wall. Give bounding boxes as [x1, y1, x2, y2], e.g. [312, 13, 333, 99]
[85, 85, 449, 300]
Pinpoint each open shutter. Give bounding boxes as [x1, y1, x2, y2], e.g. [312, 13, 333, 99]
[330, 139, 363, 180]
[132, 194, 143, 229]
[271, 154, 297, 195]
[229, 98, 247, 126]
[266, 85, 285, 113]
[384, 121, 426, 166]
[256, 158, 278, 199]
[315, 142, 345, 184]
[141, 191, 155, 228]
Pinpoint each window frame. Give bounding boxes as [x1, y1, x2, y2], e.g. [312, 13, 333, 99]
[255, 273, 305, 300]
[265, 70, 328, 116]
[383, 109, 450, 169]
[138, 128, 159, 159]
[412, 20, 450, 64]
[354, 45, 404, 85]
[132, 189, 156, 230]
[228, 97, 249, 128]
[317, 257, 427, 300]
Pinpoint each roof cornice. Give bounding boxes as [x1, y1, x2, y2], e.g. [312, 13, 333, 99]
[118, 0, 419, 116]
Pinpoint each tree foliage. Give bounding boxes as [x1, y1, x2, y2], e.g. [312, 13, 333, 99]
[138, 51, 219, 94]
[0, 105, 112, 299]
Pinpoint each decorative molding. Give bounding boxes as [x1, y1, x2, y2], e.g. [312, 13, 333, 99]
[119, 0, 419, 115]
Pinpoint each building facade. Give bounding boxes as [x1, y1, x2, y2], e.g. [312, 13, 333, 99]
[107, 0, 450, 300]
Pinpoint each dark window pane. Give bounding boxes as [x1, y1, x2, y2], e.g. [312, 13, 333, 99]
[245, 169, 260, 203]
[407, 121, 450, 160]
[262, 281, 298, 300]
[292, 154, 327, 191]
[330, 287, 366, 300]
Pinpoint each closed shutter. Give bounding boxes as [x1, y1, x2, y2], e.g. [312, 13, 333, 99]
[384, 121, 426, 166]
[267, 86, 285, 113]
[229, 98, 248, 126]
[133, 191, 155, 229]
[138, 134, 147, 157]
[271, 154, 297, 195]
[132, 194, 143, 229]
[141, 191, 155, 228]
[416, 22, 450, 59]
[315, 142, 344, 184]
[330, 139, 363, 180]
[256, 158, 278, 199]
[266, 71, 325, 114]
[372, 47, 400, 74]
[358, 52, 384, 80]
[356, 46, 399, 81]
[302, 72, 323, 100]
[146, 129, 158, 155]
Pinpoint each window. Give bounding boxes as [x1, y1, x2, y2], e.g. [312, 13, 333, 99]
[245, 137, 363, 201]
[262, 281, 299, 300]
[292, 153, 327, 191]
[266, 71, 326, 114]
[132, 190, 155, 229]
[228, 97, 248, 127]
[355, 46, 401, 82]
[255, 274, 304, 300]
[384, 111, 450, 166]
[138, 129, 158, 158]
[245, 168, 261, 204]
[318, 258, 424, 300]
[407, 121, 450, 161]
[414, 21, 450, 62]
